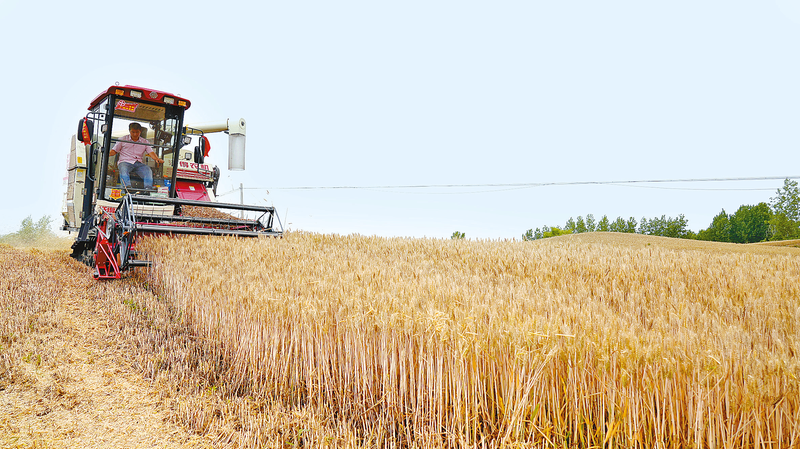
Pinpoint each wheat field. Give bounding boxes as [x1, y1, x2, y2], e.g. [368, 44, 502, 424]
[134, 232, 800, 448]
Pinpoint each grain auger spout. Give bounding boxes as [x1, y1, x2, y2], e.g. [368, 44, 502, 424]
[62, 85, 283, 280]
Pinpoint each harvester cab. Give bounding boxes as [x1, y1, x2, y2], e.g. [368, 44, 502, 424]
[62, 85, 282, 279]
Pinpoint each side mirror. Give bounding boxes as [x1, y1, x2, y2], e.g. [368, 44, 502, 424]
[77, 118, 94, 145]
[194, 146, 204, 164]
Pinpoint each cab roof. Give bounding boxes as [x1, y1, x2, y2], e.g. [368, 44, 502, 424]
[89, 85, 191, 110]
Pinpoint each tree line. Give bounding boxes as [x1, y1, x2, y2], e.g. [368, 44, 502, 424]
[0, 216, 55, 245]
[523, 178, 800, 243]
[0, 216, 72, 249]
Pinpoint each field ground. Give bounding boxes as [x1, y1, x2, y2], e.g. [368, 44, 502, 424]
[557, 233, 800, 252]
[0, 248, 213, 448]
[0, 233, 798, 448]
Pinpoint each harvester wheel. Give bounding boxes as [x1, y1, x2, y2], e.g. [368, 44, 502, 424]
[82, 248, 95, 267]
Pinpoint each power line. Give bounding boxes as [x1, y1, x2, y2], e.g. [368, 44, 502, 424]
[218, 176, 798, 196]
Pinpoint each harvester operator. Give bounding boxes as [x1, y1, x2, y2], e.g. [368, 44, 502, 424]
[110, 122, 163, 190]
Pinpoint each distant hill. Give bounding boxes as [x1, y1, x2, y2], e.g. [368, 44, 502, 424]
[538, 231, 800, 255]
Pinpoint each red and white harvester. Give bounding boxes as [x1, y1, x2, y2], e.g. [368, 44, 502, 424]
[62, 85, 282, 279]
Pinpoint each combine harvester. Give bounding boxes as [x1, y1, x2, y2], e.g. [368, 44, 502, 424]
[62, 85, 282, 279]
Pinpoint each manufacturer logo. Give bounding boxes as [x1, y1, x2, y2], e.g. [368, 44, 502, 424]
[115, 100, 139, 113]
[178, 161, 211, 171]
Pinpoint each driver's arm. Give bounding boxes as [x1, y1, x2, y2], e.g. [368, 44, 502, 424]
[146, 149, 163, 164]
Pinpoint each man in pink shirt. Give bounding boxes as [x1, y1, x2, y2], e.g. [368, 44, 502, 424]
[110, 122, 163, 189]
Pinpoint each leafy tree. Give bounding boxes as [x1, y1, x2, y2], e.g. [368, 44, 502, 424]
[624, 217, 638, 233]
[451, 231, 466, 240]
[771, 178, 800, 220]
[585, 214, 596, 233]
[770, 214, 800, 241]
[769, 178, 800, 240]
[729, 203, 772, 243]
[564, 217, 576, 233]
[597, 215, 610, 232]
[541, 226, 572, 238]
[697, 210, 730, 242]
[697, 206, 773, 243]
[575, 216, 587, 234]
[0, 215, 57, 246]
[639, 217, 651, 235]
[522, 225, 574, 240]
[639, 214, 692, 238]
[666, 214, 693, 239]
[609, 217, 627, 233]
[569, 215, 637, 234]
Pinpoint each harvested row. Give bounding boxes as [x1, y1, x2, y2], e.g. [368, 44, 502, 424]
[140, 232, 800, 447]
[0, 246, 218, 448]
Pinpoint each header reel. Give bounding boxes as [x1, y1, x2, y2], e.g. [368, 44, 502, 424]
[91, 194, 282, 280]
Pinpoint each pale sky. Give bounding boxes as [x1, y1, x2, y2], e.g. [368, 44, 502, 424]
[2, 1, 799, 239]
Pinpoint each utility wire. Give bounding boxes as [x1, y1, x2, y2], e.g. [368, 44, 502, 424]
[217, 175, 799, 197]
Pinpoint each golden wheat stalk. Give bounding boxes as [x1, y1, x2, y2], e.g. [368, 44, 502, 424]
[137, 232, 800, 447]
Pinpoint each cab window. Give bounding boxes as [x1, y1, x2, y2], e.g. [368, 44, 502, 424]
[103, 99, 179, 200]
